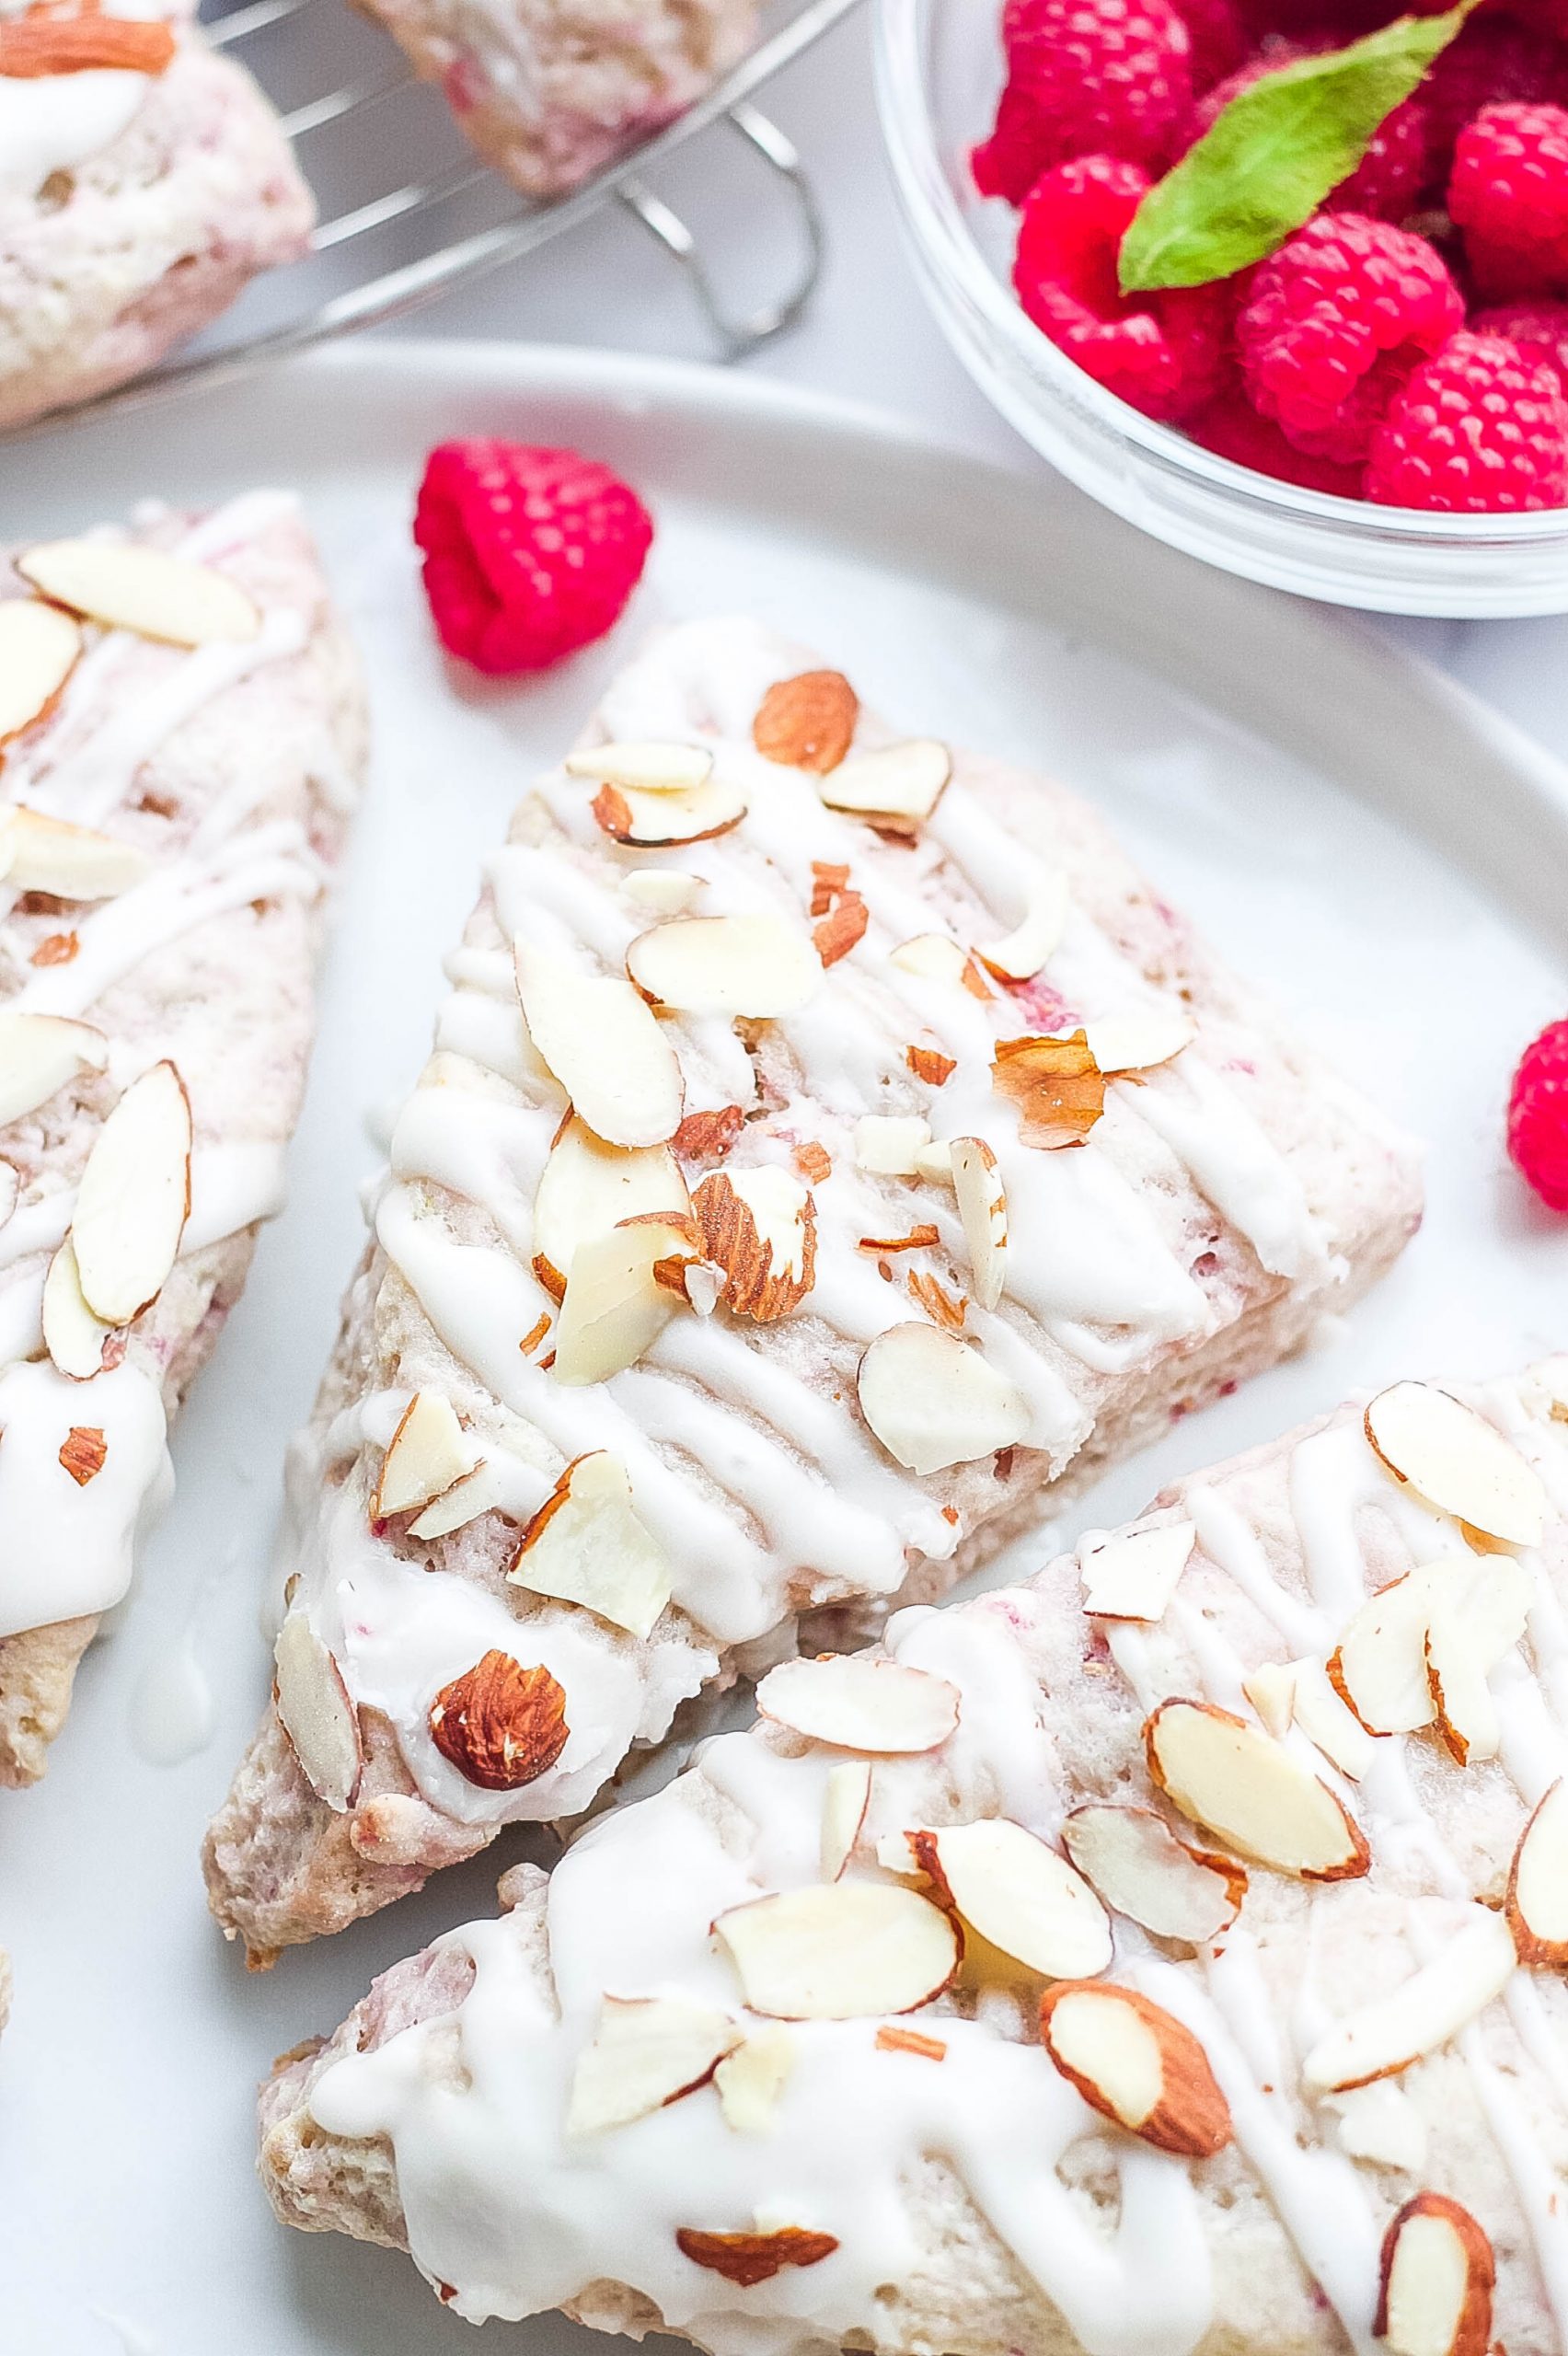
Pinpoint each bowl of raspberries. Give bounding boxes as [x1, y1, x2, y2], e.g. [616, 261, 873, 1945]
[875, 0, 1568, 609]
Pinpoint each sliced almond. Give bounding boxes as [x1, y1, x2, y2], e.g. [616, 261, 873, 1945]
[1376, 2194, 1493, 2356]
[371, 1392, 478, 1520]
[565, 1994, 739, 2137]
[590, 778, 746, 847]
[1038, 1981, 1233, 2157]
[1242, 1661, 1297, 1741]
[914, 1138, 956, 1185]
[515, 946, 683, 1149]
[715, 2025, 795, 2134]
[992, 1032, 1105, 1149]
[0, 807, 149, 901]
[857, 1322, 1029, 1475]
[854, 1114, 930, 1175]
[753, 670, 859, 773]
[41, 1237, 113, 1381]
[950, 1137, 1007, 1311]
[889, 935, 991, 999]
[1144, 1699, 1369, 1881]
[1079, 1521, 1195, 1622]
[1365, 1381, 1548, 1546]
[1287, 1656, 1375, 1781]
[757, 1655, 960, 1754]
[714, 1881, 959, 2019]
[274, 1612, 363, 1812]
[534, 1115, 690, 1291]
[1329, 2080, 1428, 2171]
[1327, 1556, 1531, 1738]
[675, 2227, 838, 2287]
[410, 1459, 505, 1540]
[906, 1044, 957, 1087]
[70, 1060, 191, 1326]
[1507, 1779, 1568, 1965]
[691, 1167, 814, 1322]
[0, 598, 80, 745]
[1302, 1908, 1516, 2093]
[17, 540, 259, 648]
[916, 1819, 1112, 1981]
[876, 2025, 947, 2060]
[627, 916, 821, 1019]
[508, 1451, 672, 1637]
[428, 1650, 570, 1791]
[1086, 1011, 1195, 1075]
[975, 873, 1069, 982]
[813, 891, 869, 968]
[0, 1011, 107, 1128]
[673, 1106, 745, 1165]
[564, 741, 716, 793]
[59, 1426, 106, 1485]
[819, 739, 951, 828]
[625, 869, 705, 916]
[1424, 1606, 1498, 1766]
[821, 1761, 872, 1880]
[550, 1214, 692, 1385]
[875, 1829, 922, 1877]
[1061, 1805, 1245, 1944]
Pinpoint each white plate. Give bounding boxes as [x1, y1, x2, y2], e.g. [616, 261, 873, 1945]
[3, 342, 1567, 2356]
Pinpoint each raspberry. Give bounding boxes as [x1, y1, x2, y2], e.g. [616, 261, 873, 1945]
[1471, 293, 1568, 378]
[1507, 1018, 1568, 1210]
[1237, 211, 1463, 458]
[974, 0, 1193, 191]
[1187, 391, 1366, 490]
[1184, 42, 1430, 216]
[1422, 17, 1568, 190]
[1178, 0, 1247, 91]
[1450, 100, 1568, 295]
[413, 442, 652, 675]
[1365, 328, 1568, 506]
[1012, 155, 1234, 419]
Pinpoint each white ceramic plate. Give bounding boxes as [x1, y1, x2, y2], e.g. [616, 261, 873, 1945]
[3, 343, 1566, 2356]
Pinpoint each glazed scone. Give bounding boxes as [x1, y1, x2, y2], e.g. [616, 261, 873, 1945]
[0, 4, 314, 432]
[0, 491, 365, 1785]
[205, 616, 1419, 1958]
[353, 0, 757, 196]
[263, 1359, 1568, 2356]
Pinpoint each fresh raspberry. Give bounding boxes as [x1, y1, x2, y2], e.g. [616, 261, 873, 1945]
[1184, 41, 1430, 217]
[1449, 100, 1568, 294]
[1237, 211, 1463, 458]
[1471, 293, 1568, 378]
[1178, 0, 1247, 91]
[1422, 17, 1568, 190]
[974, 0, 1193, 192]
[1365, 328, 1568, 506]
[1186, 391, 1366, 490]
[1507, 1018, 1568, 1209]
[414, 442, 652, 675]
[1012, 155, 1234, 418]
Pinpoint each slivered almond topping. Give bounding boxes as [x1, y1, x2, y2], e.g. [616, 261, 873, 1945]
[58, 1425, 106, 1486]
[1145, 1699, 1370, 1880]
[428, 1651, 570, 1791]
[533, 1253, 566, 1305]
[41, 1237, 113, 1381]
[857, 1224, 939, 1253]
[890, 934, 992, 998]
[950, 1136, 1007, 1311]
[794, 1140, 832, 1184]
[993, 1031, 1105, 1149]
[1242, 1661, 1297, 1740]
[31, 931, 77, 966]
[758, 1655, 960, 1753]
[273, 1611, 363, 1811]
[551, 1212, 693, 1384]
[811, 860, 851, 916]
[876, 2026, 947, 2060]
[410, 1461, 504, 1541]
[857, 1322, 1028, 1474]
[1079, 1521, 1195, 1621]
[625, 868, 704, 916]
[1424, 1607, 1498, 1765]
[676, 2228, 838, 2287]
[1326, 1555, 1530, 1738]
[753, 670, 859, 773]
[508, 1451, 671, 1637]
[715, 2027, 795, 2134]
[908, 1270, 965, 1331]
[1286, 1657, 1375, 1780]
[17, 539, 259, 646]
[70, 1060, 190, 1326]
[520, 1312, 551, 1356]
[1061, 1806, 1246, 1943]
[1364, 1380, 1548, 1545]
[534, 1116, 690, 1289]
[564, 740, 715, 793]
[515, 946, 683, 1149]
[371, 1392, 478, 1520]
[854, 1114, 930, 1174]
[590, 777, 745, 847]
[821, 1760, 872, 1880]
[0, 15, 177, 73]
[813, 892, 869, 967]
[1330, 2081, 1429, 2171]
[566, 1995, 739, 2137]
[1087, 1011, 1195, 1075]
[715, 1881, 960, 2018]
[673, 1105, 745, 1164]
[692, 1167, 815, 1321]
[976, 873, 1069, 982]
[819, 740, 951, 828]
[628, 915, 821, 1018]
[1039, 1982, 1233, 2157]
[0, 598, 80, 744]
[916, 1819, 1113, 1981]
[1508, 1778, 1568, 1964]
[1376, 2195, 1494, 2356]
[1303, 1909, 1516, 2093]
[0, 807, 149, 901]
[906, 1044, 956, 1086]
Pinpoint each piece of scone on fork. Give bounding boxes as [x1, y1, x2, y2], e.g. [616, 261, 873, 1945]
[0, 491, 365, 1786]
[204, 614, 1420, 1959]
[260, 1358, 1568, 2355]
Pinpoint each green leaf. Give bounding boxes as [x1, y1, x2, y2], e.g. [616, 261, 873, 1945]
[1118, 1, 1479, 294]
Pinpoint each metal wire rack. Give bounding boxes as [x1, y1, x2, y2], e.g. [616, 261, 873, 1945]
[6, 0, 861, 442]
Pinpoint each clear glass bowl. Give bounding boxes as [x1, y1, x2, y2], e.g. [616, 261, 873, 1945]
[873, 0, 1568, 615]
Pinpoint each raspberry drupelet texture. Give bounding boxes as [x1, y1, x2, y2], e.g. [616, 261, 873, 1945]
[1471, 294, 1568, 376]
[1507, 1018, 1568, 1211]
[1364, 327, 1568, 506]
[1449, 100, 1568, 295]
[414, 442, 653, 675]
[1237, 211, 1464, 460]
[973, 0, 1193, 198]
[1186, 390, 1366, 490]
[1422, 17, 1568, 188]
[1012, 154, 1234, 417]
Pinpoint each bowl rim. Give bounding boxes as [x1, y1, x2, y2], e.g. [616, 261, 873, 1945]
[871, 0, 1568, 547]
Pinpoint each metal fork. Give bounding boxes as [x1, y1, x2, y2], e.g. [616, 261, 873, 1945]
[5, 0, 861, 442]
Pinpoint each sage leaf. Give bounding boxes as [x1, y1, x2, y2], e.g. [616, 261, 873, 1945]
[1119, 0, 1479, 294]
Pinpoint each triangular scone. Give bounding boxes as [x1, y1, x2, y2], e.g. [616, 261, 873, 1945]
[264, 1360, 1568, 2354]
[0, 494, 365, 1784]
[206, 617, 1420, 1957]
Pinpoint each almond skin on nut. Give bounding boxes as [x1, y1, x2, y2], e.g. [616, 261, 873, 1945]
[813, 892, 869, 967]
[0, 15, 177, 70]
[58, 1425, 107, 1485]
[1039, 1981, 1233, 2159]
[752, 671, 859, 773]
[673, 1106, 746, 1164]
[992, 1031, 1106, 1149]
[674, 2227, 839, 2286]
[1374, 2193, 1493, 2356]
[428, 1651, 570, 1791]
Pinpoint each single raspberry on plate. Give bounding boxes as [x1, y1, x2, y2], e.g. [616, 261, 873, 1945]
[1012, 154, 1234, 419]
[1365, 328, 1568, 506]
[974, 0, 1193, 193]
[1422, 17, 1568, 189]
[1507, 1018, 1568, 1210]
[1186, 391, 1366, 490]
[1449, 100, 1568, 295]
[1183, 41, 1430, 217]
[1471, 294, 1568, 377]
[414, 442, 653, 675]
[1236, 211, 1463, 459]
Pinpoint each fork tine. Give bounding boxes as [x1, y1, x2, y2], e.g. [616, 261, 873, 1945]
[279, 65, 411, 141]
[312, 165, 490, 251]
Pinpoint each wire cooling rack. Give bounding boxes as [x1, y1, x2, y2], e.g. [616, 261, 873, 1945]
[5, 0, 861, 442]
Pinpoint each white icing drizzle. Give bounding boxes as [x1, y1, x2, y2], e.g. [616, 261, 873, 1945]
[0, 72, 154, 203]
[0, 1358, 170, 1639]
